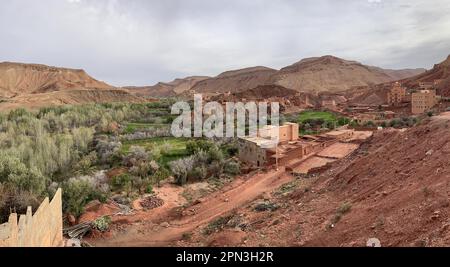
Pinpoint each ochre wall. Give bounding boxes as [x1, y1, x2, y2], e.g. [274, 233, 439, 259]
[0, 189, 63, 247]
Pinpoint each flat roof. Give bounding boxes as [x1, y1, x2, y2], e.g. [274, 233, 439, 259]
[239, 136, 277, 148]
[325, 130, 353, 136]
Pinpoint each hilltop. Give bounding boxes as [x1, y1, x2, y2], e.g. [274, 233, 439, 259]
[129, 56, 425, 98]
[0, 62, 149, 110]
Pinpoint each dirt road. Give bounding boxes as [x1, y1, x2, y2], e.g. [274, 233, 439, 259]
[92, 168, 294, 247]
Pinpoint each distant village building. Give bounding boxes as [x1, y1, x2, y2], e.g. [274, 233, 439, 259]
[419, 82, 434, 90]
[387, 82, 407, 106]
[354, 111, 396, 125]
[411, 90, 437, 114]
[434, 79, 445, 87]
[238, 123, 354, 167]
[321, 99, 337, 110]
[238, 122, 299, 167]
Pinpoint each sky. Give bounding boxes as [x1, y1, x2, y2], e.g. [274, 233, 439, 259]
[0, 0, 449, 86]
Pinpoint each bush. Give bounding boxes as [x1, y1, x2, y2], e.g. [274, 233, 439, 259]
[153, 167, 170, 187]
[92, 216, 112, 232]
[187, 166, 208, 181]
[207, 146, 224, 164]
[73, 152, 98, 175]
[0, 153, 48, 196]
[110, 173, 132, 191]
[123, 146, 150, 167]
[62, 179, 98, 217]
[224, 160, 240, 175]
[169, 156, 195, 185]
[186, 140, 214, 155]
[254, 201, 279, 212]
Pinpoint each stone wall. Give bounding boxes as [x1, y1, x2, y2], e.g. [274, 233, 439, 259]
[0, 189, 63, 247]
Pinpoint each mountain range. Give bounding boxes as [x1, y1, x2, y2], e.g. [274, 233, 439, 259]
[0, 55, 436, 110]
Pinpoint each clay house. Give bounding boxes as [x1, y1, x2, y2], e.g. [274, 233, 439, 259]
[354, 111, 397, 125]
[387, 82, 407, 106]
[238, 123, 300, 167]
[238, 122, 344, 167]
[419, 82, 434, 90]
[321, 99, 337, 110]
[322, 129, 354, 141]
[434, 79, 444, 86]
[411, 90, 437, 114]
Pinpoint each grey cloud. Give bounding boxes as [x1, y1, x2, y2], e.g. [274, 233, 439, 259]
[0, 0, 449, 86]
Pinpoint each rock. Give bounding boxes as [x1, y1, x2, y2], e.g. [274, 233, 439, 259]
[366, 238, 381, 247]
[426, 149, 434, 156]
[65, 238, 81, 247]
[67, 214, 76, 226]
[193, 198, 204, 205]
[160, 222, 170, 228]
[431, 211, 441, 220]
[131, 199, 143, 211]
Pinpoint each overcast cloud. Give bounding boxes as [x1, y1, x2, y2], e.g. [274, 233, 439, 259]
[0, 0, 449, 86]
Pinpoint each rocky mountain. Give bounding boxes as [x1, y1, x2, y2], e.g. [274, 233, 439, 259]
[124, 76, 209, 98]
[0, 62, 149, 110]
[190, 66, 277, 95]
[269, 55, 425, 93]
[132, 56, 425, 98]
[377, 68, 427, 81]
[402, 55, 450, 96]
[0, 62, 112, 98]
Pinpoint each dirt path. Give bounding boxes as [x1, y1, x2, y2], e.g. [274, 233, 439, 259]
[92, 168, 293, 247]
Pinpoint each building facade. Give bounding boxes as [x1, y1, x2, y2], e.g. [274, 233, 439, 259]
[411, 90, 437, 114]
[238, 123, 300, 167]
[387, 82, 407, 106]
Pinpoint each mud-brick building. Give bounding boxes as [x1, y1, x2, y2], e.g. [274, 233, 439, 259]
[411, 90, 437, 114]
[387, 82, 407, 106]
[238, 123, 340, 167]
[238, 123, 300, 167]
[419, 82, 434, 90]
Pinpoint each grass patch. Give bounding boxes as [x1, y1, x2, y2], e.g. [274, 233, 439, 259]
[298, 110, 337, 123]
[121, 137, 190, 166]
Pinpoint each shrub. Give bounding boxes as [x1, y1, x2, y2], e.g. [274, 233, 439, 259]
[62, 179, 98, 217]
[0, 153, 48, 196]
[207, 146, 224, 164]
[186, 140, 214, 155]
[331, 202, 352, 225]
[187, 166, 208, 181]
[224, 160, 240, 175]
[169, 156, 195, 185]
[153, 168, 170, 187]
[123, 146, 150, 167]
[110, 173, 132, 191]
[254, 201, 279, 212]
[73, 152, 98, 175]
[92, 216, 112, 232]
